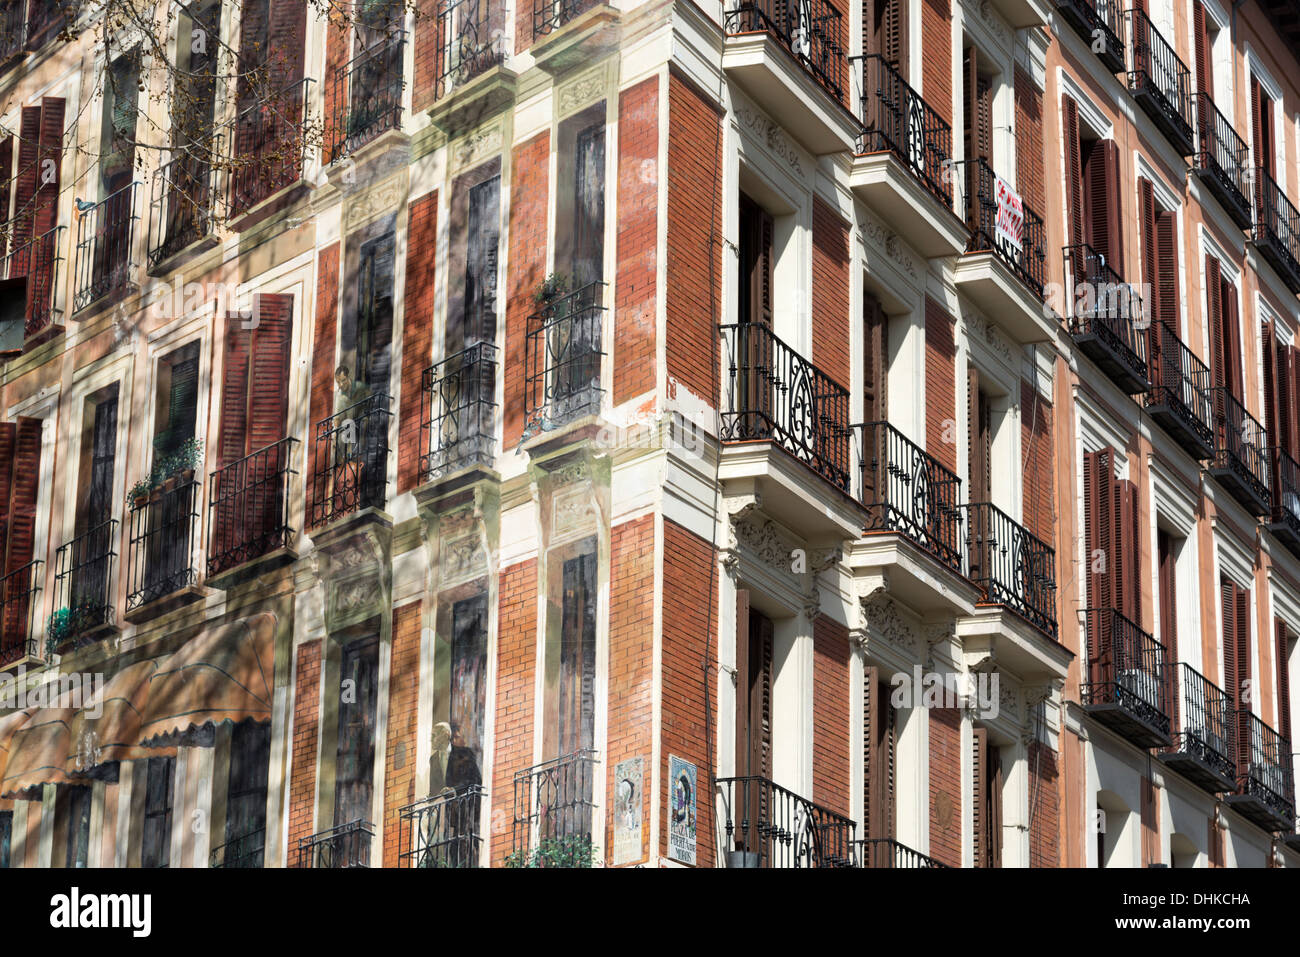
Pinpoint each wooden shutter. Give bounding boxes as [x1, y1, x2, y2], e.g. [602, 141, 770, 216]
[1084, 139, 1123, 276]
[1206, 255, 1226, 392]
[1208, 816, 1223, 867]
[973, 728, 1001, 867]
[734, 588, 750, 778]
[1233, 585, 1252, 778]
[1279, 342, 1298, 460]
[1139, 777, 1158, 866]
[1263, 320, 1280, 456]
[1115, 480, 1140, 622]
[1, 418, 39, 645]
[1275, 619, 1293, 744]
[748, 610, 774, 781]
[1220, 277, 1242, 399]
[11, 106, 40, 254]
[1083, 448, 1114, 611]
[1139, 178, 1159, 326]
[0, 134, 12, 238]
[1158, 530, 1179, 733]
[967, 366, 991, 582]
[1153, 211, 1180, 333]
[1221, 577, 1239, 718]
[267, 0, 307, 91]
[863, 292, 887, 425]
[1063, 96, 1085, 251]
[866, 0, 908, 74]
[1251, 78, 1273, 179]
[247, 294, 292, 454]
[33, 97, 63, 239]
[1193, 2, 1212, 97]
[863, 665, 895, 843]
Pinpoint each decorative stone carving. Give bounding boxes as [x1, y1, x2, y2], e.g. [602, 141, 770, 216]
[861, 594, 918, 655]
[557, 66, 607, 118]
[861, 211, 918, 280]
[449, 121, 503, 173]
[732, 517, 797, 573]
[734, 100, 806, 177]
[346, 172, 407, 230]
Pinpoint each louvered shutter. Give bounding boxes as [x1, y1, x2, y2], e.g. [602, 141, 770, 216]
[751, 611, 773, 781]
[989, 743, 1003, 868]
[863, 292, 887, 426]
[866, 0, 908, 74]
[0, 134, 12, 239]
[247, 294, 292, 454]
[1139, 178, 1159, 331]
[1279, 342, 1297, 460]
[1158, 531, 1179, 735]
[33, 97, 62, 238]
[864, 665, 894, 844]
[267, 0, 307, 91]
[1120, 480, 1140, 622]
[967, 365, 986, 582]
[1263, 320, 1278, 454]
[1139, 777, 1157, 865]
[756, 208, 774, 328]
[1206, 256, 1226, 405]
[1, 418, 40, 644]
[1084, 139, 1124, 276]
[1193, 2, 1212, 97]
[1221, 277, 1242, 399]
[1275, 619, 1292, 744]
[1234, 585, 1252, 781]
[0, 423, 14, 651]
[1221, 577, 1238, 745]
[215, 317, 251, 567]
[1208, 816, 1223, 867]
[1063, 96, 1085, 251]
[735, 588, 750, 777]
[11, 106, 40, 256]
[973, 728, 1000, 867]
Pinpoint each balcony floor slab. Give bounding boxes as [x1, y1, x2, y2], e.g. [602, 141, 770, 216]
[849, 152, 967, 258]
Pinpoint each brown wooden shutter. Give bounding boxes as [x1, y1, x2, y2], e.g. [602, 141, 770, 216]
[215, 318, 252, 567]
[1122, 481, 1141, 622]
[963, 47, 992, 219]
[267, 0, 307, 90]
[866, 0, 908, 74]
[1158, 530, 1179, 734]
[247, 294, 292, 454]
[33, 97, 63, 239]
[11, 106, 41, 254]
[1193, 2, 1212, 97]
[1208, 816, 1223, 867]
[734, 587, 750, 779]
[863, 291, 887, 425]
[973, 728, 1001, 867]
[745, 609, 773, 781]
[1275, 619, 1292, 744]
[1083, 448, 1115, 611]
[1140, 777, 1159, 866]
[1, 418, 41, 644]
[1221, 277, 1242, 399]
[1139, 178, 1159, 328]
[863, 666, 896, 844]
[1085, 139, 1124, 276]
[1206, 255, 1225, 391]
[1279, 342, 1297, 460]
[1233, 585, 1251, 779]
[0, 134, 12, 235]
[1221, 577, 1238, 715]
[1154, 210, 1180, 332]
[1063, 96, 1085, 251]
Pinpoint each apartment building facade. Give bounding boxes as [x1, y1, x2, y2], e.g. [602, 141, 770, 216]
[0, 0, 1297, 868]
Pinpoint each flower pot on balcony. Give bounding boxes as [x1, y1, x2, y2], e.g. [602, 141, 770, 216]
[164, 476, 178, 493]
[180, 468, 195, 483]
[149, 487, 163, 504]
[131, 491, 149, 509]
[725, 850, 761, 869]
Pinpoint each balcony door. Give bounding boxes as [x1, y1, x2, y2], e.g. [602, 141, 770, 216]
[223, 720, 271, 866]
[334, 635, 380, 833]
[961, 44, 992, 223]
[140, 755, 175, 868]
[972, 728, 1002, 867]
[143, 344, 199, 601]
[71, 388, 117, 633]
[736, 193, 774, 437]
[733, 590, 773, 858]
[546, 551, 597, 843]
[966, 365, 991, 579]
[95, 51, 139, 297]
[862, 665, 896, 863]
[446, 175, 499, 458]
[1221, 577, 1252, 780]
[860, 291, 887, 505]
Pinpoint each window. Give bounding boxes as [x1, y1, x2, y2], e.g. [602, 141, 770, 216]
[1063, 99, 1122, 274]
[1192, 1, 1217, 99]
[962, 43, 993, 170]
[347, 230, 396, 398]
[1221, 575, 1251, 725]
[1261, 320, 1300, 486]
[973, 729, 1002, 867]
[557, 551, 596, 758]
[224, 721, 271, 866]
[153, 342, 200, 469]
[864, 0, 907, 74]
[737, 193, 774, 329]
[1158, 528, 1181, 715]
[735, 592, 772, 781]
[141, 755, 175, 868]
[0, 809, 10, 868]
[100, 52, 140, 197]
[444, 594, 487, 793]
[1205, 255, 1242, 399]
[560, 114, 606, 289]
[1083, 448, 1141, 620]
[0, 417, 42, 662]
[1138, 177, 1180, 335]
[863, 664, 896, 845]
[334, 636, 380, 828]
[1250, 75, 1275, 180]
[60, 784, 92, 868]
[966, 366, 991, 505]
[1274, 619, 1294, 744]
[78, 386, 118, 532]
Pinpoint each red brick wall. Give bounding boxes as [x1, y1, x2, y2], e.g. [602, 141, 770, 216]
[491, 558, 537, 863]
[661, 520, 717, 867]
[382, 601, 422, 867]
[921, 0, 952, 126]
[928, 707, 962, 866]
[1014, 66, 1045, 215]
[515, 2, 533, 55]
[605, 516, 655, 865]
[665, 72, 721, 406]
[504, 133, 550, 449]
[398, 193, 437, 493]
[1029, 740, 1060, 868]
[323, 12, 350, 160]
[1021, 379, 1054, 546]
[812, 615, 851, 815]
[812, 196, 851, 390]
[287, 639, 323, 863]
[307, 243, 339, 529]
[925, 297, 957, 473]
[615, 78, 659, 406]
[412, 5, 439, 114]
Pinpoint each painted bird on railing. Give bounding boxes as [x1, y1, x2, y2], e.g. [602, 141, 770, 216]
[74, 197, 96, 212]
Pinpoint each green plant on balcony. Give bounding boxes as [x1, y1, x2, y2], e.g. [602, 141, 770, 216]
[127, 478, 151, 509]
[532, 272, 573, 305]
[45, 607, 71, 657]
[502, 833, 594, 868]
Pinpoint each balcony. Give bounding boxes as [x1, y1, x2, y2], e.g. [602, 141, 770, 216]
[328, 30, 406, 165]
[1055, 0, 1125, 73]
[51, 519, 119, 652]
[23, 0, 64, 52]
[510, 750, 598, 867]
[1125, 9, 1195, 156]
[0, 559, 41, 670]
[420, 343, 497, 483]
[146, 150, 219, 271]
[310, 394, 391, 528]
[207, 437, 298, 584]
[716, 775, 856, 867]
[984, 0, 1050, 29]
[848, 421, 974, 614]
[1192, 94, 1252, 230]
[124, 478, 201, 620]
[1144, 319, 1214, 460]
[963, 502, 1057, 641]
[721, 0, 857, 155]
[850, 55, 967, 258]
[719, 323, 865, 540]
[1080, 607, 1171, 748]
[954, 158, 1053, 344]
[225, 78, 311, 222]
[530, 0, 619, 75]
[0, 224, 63, 350]
[524, 281, 605, 436]
[1252, 167, 1300, 294]
[428, 0, 512, 133]
[0, 1, 25, 66]
[1207, 388, 1271, 516]
[1224, 712, 1294, 831]
[1159, 663, 1235, 794]
[1063, 243, 1149, 394]
[397, 785, 485, 868]
[1266, 447, 1300, 558]
[854, 837, 948, 868]
[210, 826, 265, 868]
[72, 183, 139, 314]
[296, 820, 373, 868]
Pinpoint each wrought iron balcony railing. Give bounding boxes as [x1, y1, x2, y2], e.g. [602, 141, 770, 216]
[854, 837, 948, 868]
[961, 157, 1047, 300]
[1126, 8, 1195, 155]
[1055, 0, 1125, 73]
[720, 322, 850, 492]
[420, 343, 496, 482]
[852, 420, 963, 574]
[716, 775, 856, 868]
[310, 393, 392, 528]
[512, 750, 598, 865]
[533, 0, 597, 35]
[208, 437, 298, 577]
[0, 1, 26, 63]
[1253, 166, 1300, 293]
[1081, 606, 1170, 746]
[24, 0, 65, 51]
[436, 0, 506, 99]
[963, 502, 1057, 639]
[398, 785, 485, 868]
[1229, 711, 1295, 829]
[72, 183, 139, 313]
[296, 820, 373, 868]
[0, 559, 41, 667]
[1207, 387, 1271, 515]
[1144, 319, 1215, 459]
[1064, 243, 1149, 393]
[525, 282, 605, 433]
[1, 224, 63, 341]
[328, 30, 406, 164]
[723, 0, 846, 103]
[1268, 446, 1300, 556]
[210, 826, 265, 868]
[226, 78, 312, 218]
[854, 54, 952, 206]
[147, 148, 219, 268]
[125, 478, 199, 611]
[1192, 94, 1252, 229]
[1161, 662, 1235, 794]
[52, 519, 118, 647]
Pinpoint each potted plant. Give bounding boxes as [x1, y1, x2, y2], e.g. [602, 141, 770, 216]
[177, 437, 203, 483]
[46, 607, 72, 657]
[128, 478, 151, 509]
[533, 272, 572, 306]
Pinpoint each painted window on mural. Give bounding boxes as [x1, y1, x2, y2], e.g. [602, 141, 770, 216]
[334, 636, 380, 828]
[141, 755, 175, 868]
[224, 721, 271, 866]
